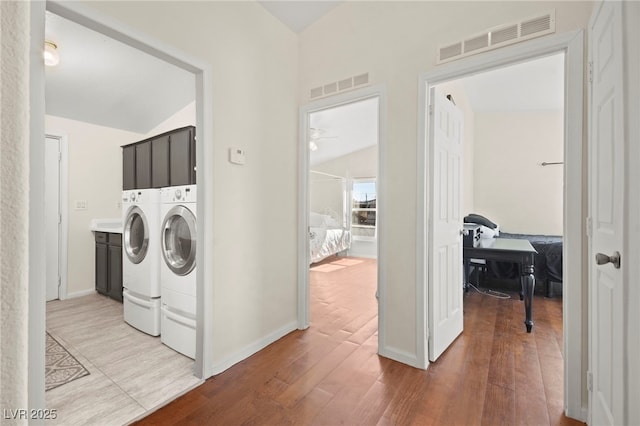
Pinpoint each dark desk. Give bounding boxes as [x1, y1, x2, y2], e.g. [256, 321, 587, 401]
[464, 238, 537, 332]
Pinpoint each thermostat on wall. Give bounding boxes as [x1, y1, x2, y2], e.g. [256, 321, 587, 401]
[229, 147, 246, 165]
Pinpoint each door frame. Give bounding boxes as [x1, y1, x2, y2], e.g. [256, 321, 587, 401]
[44, 133, 69, 300]
[297, 85, 389, 353]
[30, 1, 215, 409]
[417, 30, 586, 420]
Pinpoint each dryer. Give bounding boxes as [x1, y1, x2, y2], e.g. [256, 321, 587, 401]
[122, 189, 161, 336]
[159, 184, 197, 358]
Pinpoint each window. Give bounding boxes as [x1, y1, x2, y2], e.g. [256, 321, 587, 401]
[351, 179, 376, 239]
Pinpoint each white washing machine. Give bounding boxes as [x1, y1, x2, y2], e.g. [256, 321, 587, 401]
[122, 189, 161, 336]
[160, 184, 197, 358]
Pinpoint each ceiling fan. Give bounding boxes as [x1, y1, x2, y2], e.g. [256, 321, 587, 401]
[309, 127, 338, 151]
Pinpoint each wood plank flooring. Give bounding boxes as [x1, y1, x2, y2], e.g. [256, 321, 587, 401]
[46, 293, 202, 425]
[136, 256, 583, 425]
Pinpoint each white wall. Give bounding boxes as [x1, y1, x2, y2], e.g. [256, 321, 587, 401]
[299, 1, 593, 363]
[82, 1, 299, 369]
[474, 110, 564, 235]
[144, 101, 196, 138]
[46, 114, 143, 297]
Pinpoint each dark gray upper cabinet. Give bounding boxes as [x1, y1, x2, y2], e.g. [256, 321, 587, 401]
[151, 135, 170, 188]
[170, 127, 195, 186]
[122, 145, 136, 190]
[135, 141, 152, 189]
[122, 126, 195, 190]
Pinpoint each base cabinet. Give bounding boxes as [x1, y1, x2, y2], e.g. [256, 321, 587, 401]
[95, 232, 123, 302]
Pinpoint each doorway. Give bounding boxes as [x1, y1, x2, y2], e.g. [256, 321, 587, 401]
[31, 0, 214, 419]
[298, 86, 387, 353]
[45, 134, 67, 301]
[418, 31, 585, 420]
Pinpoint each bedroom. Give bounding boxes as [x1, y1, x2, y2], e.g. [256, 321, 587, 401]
[307, 96, 380, 339]
[436, 53, 565, 310]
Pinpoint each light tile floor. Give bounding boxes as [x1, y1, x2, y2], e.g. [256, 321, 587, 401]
[46, 293, 202, 426]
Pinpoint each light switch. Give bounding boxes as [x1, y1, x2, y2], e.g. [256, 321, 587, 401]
[229, 147, 246, 165]
[75, 200, 88, 210]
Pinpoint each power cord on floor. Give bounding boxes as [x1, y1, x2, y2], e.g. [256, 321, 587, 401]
[466, 282, 511, 299]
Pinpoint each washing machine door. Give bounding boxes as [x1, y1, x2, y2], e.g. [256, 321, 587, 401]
[123, 206, 149, 264]
[161, 205, 196, 276]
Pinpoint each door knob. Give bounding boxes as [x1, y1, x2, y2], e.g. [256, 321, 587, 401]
[460, 229, 469, 236]
[595, 251, 621, 269]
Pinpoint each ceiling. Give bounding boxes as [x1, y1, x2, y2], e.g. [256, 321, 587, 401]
[45, 11, 195, 135]
[258, 1, 343, 33]
[310, 97, 379, 167]
[460, 53, 565, 112]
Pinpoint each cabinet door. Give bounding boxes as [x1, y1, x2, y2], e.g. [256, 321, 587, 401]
[151, 135, 170, 188]
[190, 129, 196, 184]
[108, 244, 123, 302]
[122, 145, 136, 190]
[95, 243, 108, 295]
[169, 128, 193, 186]
[135, 141, 152, 189]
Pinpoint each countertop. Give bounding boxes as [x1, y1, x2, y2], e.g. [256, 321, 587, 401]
[90, 218, 123, 234]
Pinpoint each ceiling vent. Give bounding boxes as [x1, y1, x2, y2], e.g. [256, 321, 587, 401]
[437, 10, 556, 64]
[310, 72, 370, 100]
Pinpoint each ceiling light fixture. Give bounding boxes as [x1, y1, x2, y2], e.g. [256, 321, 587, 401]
[44, 41, 60, 67]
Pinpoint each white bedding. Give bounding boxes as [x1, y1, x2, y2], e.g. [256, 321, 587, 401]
[310, 226, 351, 264]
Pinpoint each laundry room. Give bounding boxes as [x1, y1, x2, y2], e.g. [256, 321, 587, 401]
[44, 10, 201, 424]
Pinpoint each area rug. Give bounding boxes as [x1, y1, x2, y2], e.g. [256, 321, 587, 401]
[45, 332, 90, 391]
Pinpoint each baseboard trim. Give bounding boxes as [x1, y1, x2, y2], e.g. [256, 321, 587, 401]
[210, 321, 298, 376]
[63, 289, 96, 300]
[378, 345, 424, 370]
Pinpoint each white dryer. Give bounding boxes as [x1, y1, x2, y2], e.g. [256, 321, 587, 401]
[160, 184, 197, 359]
[122, 189, 161, 336]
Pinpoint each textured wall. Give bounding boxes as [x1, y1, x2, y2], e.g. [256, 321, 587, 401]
[1, 0, 31, 419]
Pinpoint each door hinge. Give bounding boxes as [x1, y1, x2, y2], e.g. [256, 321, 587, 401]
[58, 213, 62, 225]
[429, 104, 433, 116]
[58, 277, 62, 288]
[58, 152, 62, 162]
[586, 216, 592, 238]
[587, 371, 593, 392]
[588, 61, 593, 84]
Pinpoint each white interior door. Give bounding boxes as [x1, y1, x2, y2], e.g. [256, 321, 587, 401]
[588, 2, 625, 424]
[45, 136, 61, 302]
[428, 87, 464, 361]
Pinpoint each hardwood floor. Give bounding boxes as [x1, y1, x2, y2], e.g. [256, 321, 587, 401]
[136, 256, 582, 426]
[46, 293, 202, 425]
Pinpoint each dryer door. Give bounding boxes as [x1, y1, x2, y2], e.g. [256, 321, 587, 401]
[161, 205, 196, 276]
[123, 205, 149, 264]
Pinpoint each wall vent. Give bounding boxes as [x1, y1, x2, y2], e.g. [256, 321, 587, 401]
[309, 72, 371, 100]
[437, 10, 556, 64]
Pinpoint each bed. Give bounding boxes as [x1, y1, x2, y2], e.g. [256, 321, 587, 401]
[487, 232, 563, 297]
[309, 212, 351, 264]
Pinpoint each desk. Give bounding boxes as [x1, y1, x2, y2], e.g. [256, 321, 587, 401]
[463, 238, 537, 332]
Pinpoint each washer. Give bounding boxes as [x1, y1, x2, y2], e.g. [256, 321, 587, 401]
[160, 184, 197, 358]
[121, 189, 161, 336]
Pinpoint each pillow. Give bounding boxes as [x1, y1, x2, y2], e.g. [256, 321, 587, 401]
[464, 213, 498, 229]
[309, 212, 328, 227]
[310, 212, 341, 228]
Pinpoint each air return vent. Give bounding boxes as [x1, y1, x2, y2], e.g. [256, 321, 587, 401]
[437, 10, 556, 64]
[309, 72, 371, 100]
